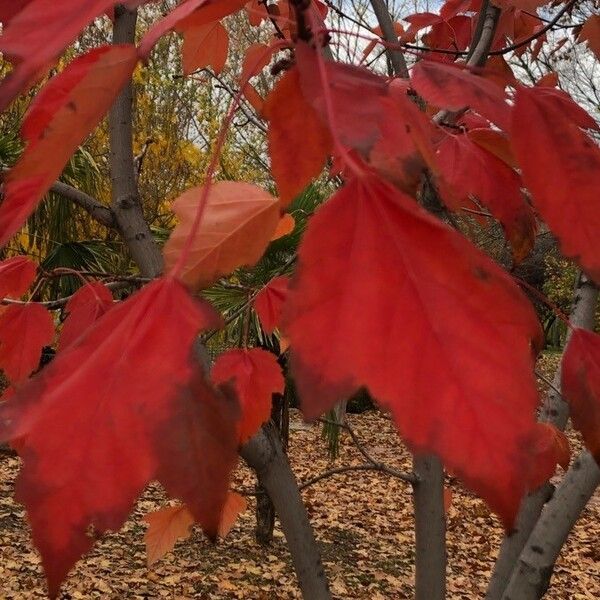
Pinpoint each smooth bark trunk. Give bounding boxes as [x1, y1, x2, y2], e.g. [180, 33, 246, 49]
[413, 454, 447, 600]
[501, 452, 600, 600]
[241, 423, 331, 600]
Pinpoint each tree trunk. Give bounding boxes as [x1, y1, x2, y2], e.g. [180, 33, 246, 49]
[486, 273, 598, 600]
[241, 423, 331, 600]
[413, 454, 447, 600]
[501, 451, 600, 600]
[255, 391, 290, 545]
[110, 5, 163, 279]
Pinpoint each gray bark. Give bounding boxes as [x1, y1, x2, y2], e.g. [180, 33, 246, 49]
[50, 181, 115, 228]
[369, 0, 409, 78]
[241, 423, 331, 600]
[255, 389, 290, 545]
[501, 452, 600, 600]
[412, 454, 447, 600]
[109, 5, 163, 278]
[486, 273, 598, 600]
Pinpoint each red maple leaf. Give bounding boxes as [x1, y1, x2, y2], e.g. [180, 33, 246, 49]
[0, 278, 239, 597]
[212, 348, 284, 443]
[0, 304, 54, 384]
[284, 172, 545, 528]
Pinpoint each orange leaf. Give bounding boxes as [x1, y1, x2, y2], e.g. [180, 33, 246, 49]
[284, 173, 543, 529]
[562, 329, 600, 463]
[143, 491, 246, 566]
[535, 72, 559, 88]
[0, 278, 238, 596]
[0, 256, 37, 299]
[263, 66, 332, 207]
[164, 182, 280, 291]
[217, 491, 247, 538]
[241, 43, 275, 83]
[212, 348, 284, 443]
[0, 304, 54, 384]
[254, 276, 290, 334]
[244, 83, 265, 113]
[511, 86, 600, 281]
[143, 505, 195, 567]
[58, 282, 113, 352]
[0, 46, 137, 247]
[179, 20, 229, 75]
[443, 487, 453, 514]
[539, 422, 570, 470]
[271, 214, 296, 241]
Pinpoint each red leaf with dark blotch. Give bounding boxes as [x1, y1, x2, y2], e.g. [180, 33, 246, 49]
[0, 46, 138, 248]
[368, 96, 437, 195]
[0, 278, 237, 597]
[254, 276, 290, 334]
[58, 282, 113, 351]
[0, 0, 117, 112]
[435, 133, 536, 262]
[0, 256, 37, 299]
[212, 348, 284, 444]
[284, 174, 544, 528]
[295, 42, 388, 155]
[263, 66, 332, 206]
[411, 60, 511, 131]
[511, 86, 600, 281]
[562, 329, 600, 463]
[139, 0, 245, 59]
[0, 304, 54, 384]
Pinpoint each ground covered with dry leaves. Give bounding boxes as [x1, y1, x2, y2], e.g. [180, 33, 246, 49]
[1, 355, 599, 599]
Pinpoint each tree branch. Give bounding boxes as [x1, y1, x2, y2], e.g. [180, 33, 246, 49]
[369, 0, 409, 78]
[49, 181, 115, 228]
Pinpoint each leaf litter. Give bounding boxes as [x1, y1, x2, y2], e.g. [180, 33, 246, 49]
[0, 355, 599, 599]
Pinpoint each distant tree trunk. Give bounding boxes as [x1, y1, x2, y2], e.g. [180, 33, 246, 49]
[413, 454, 447, 600]
[255, 389, 290, 545]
